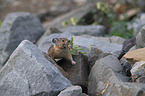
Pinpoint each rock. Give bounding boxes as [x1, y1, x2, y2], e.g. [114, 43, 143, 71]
[110, 36, 125, 44]
[74, 0, 87, 5]
[124, 48, 145, 65]
[82, 93, 89, 96]
[0, 70, 30, 96]
[99, 55, 123, 72]
[88, 55, 145, 96]
[131, 61, 145, 81]
[88, 55, 129, 96]
[0, 40, 72, 96]
[42, 52, 69, 78]
[119, 8, 140, 20]
[61, 25, 106, 37]
[136, 76, 145, 83]
[118, 37, 136, 60]
[122, 37, 136, 52]
[58, 85, 82, 96]
[72, 36, 122, 53]
[0, 12, 45, 68]
[136, 25, 145, 48]
[88, 45, 104, 68]
[57, 53, 89, 88]
[120, 57, 132, 76]
[108, 83, 145, 96]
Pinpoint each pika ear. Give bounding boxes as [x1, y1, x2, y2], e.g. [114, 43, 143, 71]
[52, 38, 58, 43]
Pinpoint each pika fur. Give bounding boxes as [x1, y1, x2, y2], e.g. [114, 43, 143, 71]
[47, 38, 76, 65]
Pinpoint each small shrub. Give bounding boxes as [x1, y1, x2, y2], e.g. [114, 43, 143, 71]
[69, 36, 87, 55]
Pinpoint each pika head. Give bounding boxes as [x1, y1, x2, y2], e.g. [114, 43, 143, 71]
[52, 38, 70, 49]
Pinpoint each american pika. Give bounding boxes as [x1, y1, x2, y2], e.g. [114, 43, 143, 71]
[47, 38, 76, 65]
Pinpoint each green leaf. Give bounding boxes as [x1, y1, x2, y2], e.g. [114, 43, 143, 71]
[81, 52, 87, 54]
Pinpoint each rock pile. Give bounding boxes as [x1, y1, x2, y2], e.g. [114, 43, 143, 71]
[1, 10, 145, 96]
[0, 12, 45, 69]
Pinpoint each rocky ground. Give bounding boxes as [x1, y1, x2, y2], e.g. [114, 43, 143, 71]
[0, 0, 145, 96]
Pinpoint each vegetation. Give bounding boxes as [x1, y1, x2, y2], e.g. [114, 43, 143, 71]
[94, 1, 135, 39]
[0, 21, 2, 28]
[69, 36, 87, 55]
[62, 1, 139, 39]
[62, 17, 79, 27]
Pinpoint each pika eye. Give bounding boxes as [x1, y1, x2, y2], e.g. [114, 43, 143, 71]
[62, 40, 64, 42]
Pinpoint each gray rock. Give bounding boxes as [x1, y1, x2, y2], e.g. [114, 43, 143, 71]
[99, 55, 122, 72]
[57, 53, 89, 87]
[136, 76, 145, 83]
[108, 83, 145, 96]
[0, 70, 30, 96]
[88, 55, 129, 96]
[88, 46, 105, 68]
[71, 36, 122, 53]
[82, 93, 89, 96]
[58, 86, 82, 96]
[0, 40, 72, 96]
[136, 25, 145, 48]
[110, 36, 125, 44]
[88, 55, 145, 96]
[131, 61, 145, 81]
[0, 12, 45, 68]
[61, 25, 106, 37]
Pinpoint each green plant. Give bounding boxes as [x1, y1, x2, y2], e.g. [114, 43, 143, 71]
[69, 36, 87, 55]
[110, 21, 134, 39]
[0, 21, 2, 28]
[61, 17, 79, 27]
[95, 1, 134, 39]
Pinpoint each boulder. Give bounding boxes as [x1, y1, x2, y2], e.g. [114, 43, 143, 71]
[122, 37, 136, 52]
[57, 53, 89, 88]
[71, 36, 122, 53]
[88, 45, 104, 68]
[0, 70, 30, 96]
[58, 85, 82, 96]
[88, 55, 145, 96]
[136, 76, 145, 83]
[136, 25, 145, 48]
[108, 83, 145, 96]
[0, 40, 72, 96]
[0, 12, 45, 68]
[60, 25, 106, 37]
[88, 55, 129, 96]
[110, 36, 125, 44]
[124, 48, 145, 65]
[131, 61, 145, 81]
[120, 57, 132, 76]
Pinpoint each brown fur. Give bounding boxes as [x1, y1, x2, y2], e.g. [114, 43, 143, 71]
[47, 38, 76, 65]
